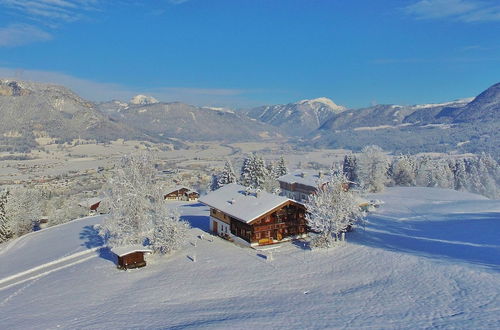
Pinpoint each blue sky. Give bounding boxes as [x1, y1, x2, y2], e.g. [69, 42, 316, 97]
[0, 0, 499, 108]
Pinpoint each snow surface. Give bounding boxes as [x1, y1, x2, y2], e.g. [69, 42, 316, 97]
[1, 188, 499, 329]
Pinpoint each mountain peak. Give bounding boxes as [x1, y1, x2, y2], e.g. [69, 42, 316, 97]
[297, 97, 345, 112]
[130, 94, 159, 105]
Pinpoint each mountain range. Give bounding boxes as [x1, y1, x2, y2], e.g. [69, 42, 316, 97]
[0, 78, 498, 156]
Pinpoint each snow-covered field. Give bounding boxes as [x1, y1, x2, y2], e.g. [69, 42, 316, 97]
[1, 187, 499, 329]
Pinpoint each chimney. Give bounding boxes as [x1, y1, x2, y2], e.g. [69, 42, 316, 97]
[229, 198, 236, 204]
[318, 171, 323, 178]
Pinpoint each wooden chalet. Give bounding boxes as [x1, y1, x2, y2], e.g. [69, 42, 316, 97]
[164, 186, 199, 201]
[199, 183, 308, 246]
[111, 246, 152, 270]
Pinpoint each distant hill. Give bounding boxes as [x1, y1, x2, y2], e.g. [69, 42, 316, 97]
[98, 100, 282, 142]
[308, 83, 499, 156]
[0, 80, 155, 152]
[244, 97, 345, 136]
[451, 83, 500, 123]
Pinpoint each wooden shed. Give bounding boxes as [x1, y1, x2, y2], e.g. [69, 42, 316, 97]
[111, 246, 152, 270]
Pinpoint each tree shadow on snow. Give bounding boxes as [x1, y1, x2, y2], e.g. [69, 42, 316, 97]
[181, 215, 210, 232]
[292, 239, 311, 251]
[79, 225, 116, 264]
[352, 211, 500, 272]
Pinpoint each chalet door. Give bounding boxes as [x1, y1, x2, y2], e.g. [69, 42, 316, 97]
[213, 221, 218, 233]
[277, 231, 283, 241]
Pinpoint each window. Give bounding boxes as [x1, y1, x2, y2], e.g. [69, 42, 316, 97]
[256, 232, 261, 239]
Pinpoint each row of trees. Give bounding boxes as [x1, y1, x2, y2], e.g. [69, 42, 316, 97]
[343, 145, 500, 198]
[0, 186, 93, 244]
[210, 155, 288, 193]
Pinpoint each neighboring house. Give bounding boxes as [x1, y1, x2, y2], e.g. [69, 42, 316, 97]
[164, 186, 199, 201]
[78, 197, 102, 214]
[199, 183, 308, 247]
[278, 170, 325, 202]
[111, 246, 152, 270]
[278, 170, 352, 202]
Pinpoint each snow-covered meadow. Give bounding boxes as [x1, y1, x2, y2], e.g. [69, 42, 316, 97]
[0, 187, 499, 329]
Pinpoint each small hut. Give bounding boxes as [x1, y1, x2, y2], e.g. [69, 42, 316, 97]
[78, 197, 102, 214]
[111, 246, 152, 270]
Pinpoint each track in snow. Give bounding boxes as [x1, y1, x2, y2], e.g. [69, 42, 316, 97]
[0, 248, 100, 292]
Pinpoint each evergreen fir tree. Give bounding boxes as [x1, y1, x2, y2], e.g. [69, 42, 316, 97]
[209, 173, 220, 191]
[342, 154, 358, 186]
[453, 158, 468, 191]
[274, 156, 288, 178]
[218, 159, 237, 186]
[240, 153, 268, 189]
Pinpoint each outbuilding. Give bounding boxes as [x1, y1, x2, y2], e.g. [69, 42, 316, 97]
[111, 246, 152, 270]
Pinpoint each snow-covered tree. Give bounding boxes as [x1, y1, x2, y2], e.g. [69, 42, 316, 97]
[305, 172, 364, 248]
[342, 154, 359, 186]
[5, 187, 45, 237]
[357, 145, 389, 192]
[0, 190, 13, 243]
[477, 153, 499, 198]
[390, 155, 416, 186]
[218, 159, 237, 186]
[452, 158, 468, 191]
[209, 173, 220, 191]
[274, 156, 288, 178]
[101, 153, 189, 253]
[149, 188, 189, 254]
[240, 153, 268, 189]
[101, 153, 159, 248]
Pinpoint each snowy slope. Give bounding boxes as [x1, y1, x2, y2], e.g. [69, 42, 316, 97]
[0, 189, 499, 329]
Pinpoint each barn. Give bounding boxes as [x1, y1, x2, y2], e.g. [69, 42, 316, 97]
[199, 183, 308, 247]
[111, 246, 152, 270]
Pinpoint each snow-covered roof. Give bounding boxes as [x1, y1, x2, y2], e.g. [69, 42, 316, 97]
[278, 170, 325, 188]
[199, 183, 293, 224]
[78, 197, 102, 208]
[111, 245, 152, 257]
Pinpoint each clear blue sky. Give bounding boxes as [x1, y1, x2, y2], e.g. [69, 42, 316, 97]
[0, 0, 499, 108]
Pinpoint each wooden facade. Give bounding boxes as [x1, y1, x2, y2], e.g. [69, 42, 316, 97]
[165, 187, 199, 201]
[210, 200, 307, 246]
[116, 251, 147, 270]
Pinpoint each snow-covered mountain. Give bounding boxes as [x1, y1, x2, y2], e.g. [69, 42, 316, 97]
[98, 101, 282, 142]
[245, 97, 346, 136]
[0, 80, 152, 152]
[1, 188, 499, 328]
[451, 82, 500, 122]
[310, 83, 500, 156]
[130, 94, 159, 106]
